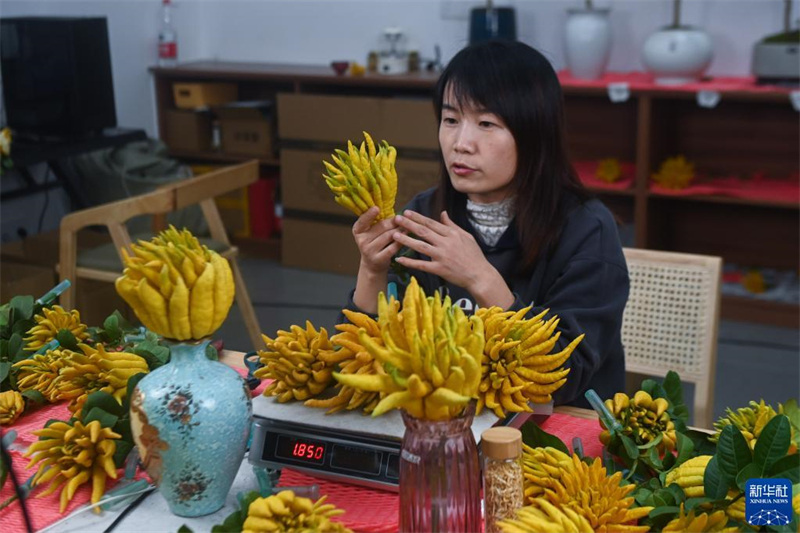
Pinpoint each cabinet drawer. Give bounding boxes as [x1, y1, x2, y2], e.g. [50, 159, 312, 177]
[277, 93, 438, 150]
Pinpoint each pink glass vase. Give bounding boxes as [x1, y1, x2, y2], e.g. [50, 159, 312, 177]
[399, 404, 481, 533]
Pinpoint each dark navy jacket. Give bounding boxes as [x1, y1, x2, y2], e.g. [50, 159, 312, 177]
[343, 187, 629, 408]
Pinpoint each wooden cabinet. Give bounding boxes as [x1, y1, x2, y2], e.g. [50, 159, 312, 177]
[151, 62, 799, 326]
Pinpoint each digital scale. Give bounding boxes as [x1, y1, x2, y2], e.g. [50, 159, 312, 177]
[249, 395, 551, 492]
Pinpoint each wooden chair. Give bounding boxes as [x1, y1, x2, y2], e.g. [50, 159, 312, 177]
[621, 248, 722, 429]
[58, 160, 263, 349]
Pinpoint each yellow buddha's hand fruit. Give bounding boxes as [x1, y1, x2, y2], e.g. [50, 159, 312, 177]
[243, 490, 352, 533]
[0, 390, 25, 425]
[115, 226, 235, 340]
[475, 306, 582, 418]
[599, 390, 678, 453]
[665, 455, 712, 498]
[255, 321, 336, 403]
[23, 305, 89, 351]
[24, 419, 120, 513]
[322, 131, 398, 221]
[332, 276, 485, 421]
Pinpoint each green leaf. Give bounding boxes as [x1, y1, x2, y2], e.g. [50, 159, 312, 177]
[21, 389, 47, 406]
[736, 463, 762, 492]
[652, 494, 669, 508]
[178, 526, 195, 533]
[662, 452, 677, 471]
[675, 432, 695, 465]
[210, 491, 261, 533]
[0, 361, 9, 384]
[205, 343, 218, 361]
[620, 434, 639, 460]
[663, 371, 689, 419]
[665, 482, 685, 503]
[638, 432, 663, 450]
[56, 329, 78, 351]
[10, 296, 34, 322]
[520, 420, 570, 455]
[717, 425, 753, 480]
[634, 488, 652, 506]
[754, 415, 792, 474]
[11, 319, 34, 337]
[704, 456, 729, 500]
[648, 505, 680, 518]
[0, 339, 8, 359]
[124, 373, 147, 410]
[81, 391, 125, 419]
[767, 453, 800, 483]
[103, 313, 120, 332]
[82, 407, 119, 429]
[7, 334, 23, 358]
[782, 399, 800, 448]
[647, 446, 664, 470]
[112, 440, 133, 469]
[685, 429, 718, 456]
[684, 497, 713, 511]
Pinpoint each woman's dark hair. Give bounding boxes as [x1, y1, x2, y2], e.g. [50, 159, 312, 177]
[433, 40, 588, 273]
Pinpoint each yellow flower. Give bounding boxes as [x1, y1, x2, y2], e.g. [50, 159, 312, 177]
[243, 490, 352, 533]
[663, 504, 739, 532]
[652, 155, 695, 189]
[12, 348, 71, 402]
[23, 305, 89, 352]
[0, 390, 25, 425]
[0, 127, 11, 156]
[596, 158, 622, 183]
[24, 419, 120, 512]
[57, 343, 149, 414]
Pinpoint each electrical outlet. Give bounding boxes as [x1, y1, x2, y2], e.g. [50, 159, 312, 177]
[440, 1, 472, 21]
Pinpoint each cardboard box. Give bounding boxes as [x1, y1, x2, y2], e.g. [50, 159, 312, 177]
[281, 218, 359, 275]
[173, 82, 238, 109]
[74, 278, 134, 327]
[277, 93, 438, 150]
[281, 148, 441, 215]
[163, 109, 212, 152]
[0, 262, 56, 303]
[217, 101, 275, 157]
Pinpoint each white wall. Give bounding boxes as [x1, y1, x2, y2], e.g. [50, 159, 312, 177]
[0, 0, 796, 138]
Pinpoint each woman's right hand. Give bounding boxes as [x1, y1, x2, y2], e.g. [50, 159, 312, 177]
[353, 206, 403, 275]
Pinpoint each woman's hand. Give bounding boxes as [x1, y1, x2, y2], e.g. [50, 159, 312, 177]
[392, 210, 514, 308]
[353, 207, 403, 275]
[352, 207, 404, 313]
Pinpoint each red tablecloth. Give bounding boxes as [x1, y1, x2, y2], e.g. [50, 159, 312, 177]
[558, 70, 795, 95]
[2, 385, 603, 533]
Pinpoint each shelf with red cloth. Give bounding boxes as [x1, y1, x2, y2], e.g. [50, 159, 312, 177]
[648, 174, 800, 209]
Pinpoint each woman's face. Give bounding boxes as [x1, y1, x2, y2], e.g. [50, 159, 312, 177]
[439, 85, 518, 204]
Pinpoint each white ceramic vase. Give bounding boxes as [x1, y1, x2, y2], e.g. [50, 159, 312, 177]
[642, 26, 713, 85]
[564, 8, 612, 80]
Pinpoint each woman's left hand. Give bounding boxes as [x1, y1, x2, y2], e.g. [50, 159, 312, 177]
[393, 210, 490, 291]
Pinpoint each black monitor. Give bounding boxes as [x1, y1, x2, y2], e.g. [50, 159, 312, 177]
[1, 16, 117, 139]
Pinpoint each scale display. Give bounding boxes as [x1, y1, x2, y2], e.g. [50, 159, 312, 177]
[251, 417, 402, 492]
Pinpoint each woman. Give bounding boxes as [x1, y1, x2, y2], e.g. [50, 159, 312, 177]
[344, 40, 628, 407]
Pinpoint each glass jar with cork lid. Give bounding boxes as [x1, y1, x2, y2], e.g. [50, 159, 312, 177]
[481, 426, 524, 533]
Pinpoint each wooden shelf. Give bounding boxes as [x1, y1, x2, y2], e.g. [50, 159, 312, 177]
[153, 62, 800, 327]
[721, 295, 799, 328]
[647, 190, 799, 210]
[168, 149, 279, 166]
[585, 187, 635, 197]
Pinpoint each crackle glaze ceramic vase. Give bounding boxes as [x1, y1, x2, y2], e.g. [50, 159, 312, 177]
[130, 340, 252, 517]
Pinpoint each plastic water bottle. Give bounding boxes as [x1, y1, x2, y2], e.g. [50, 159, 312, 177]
[158, 0, 178, 67]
